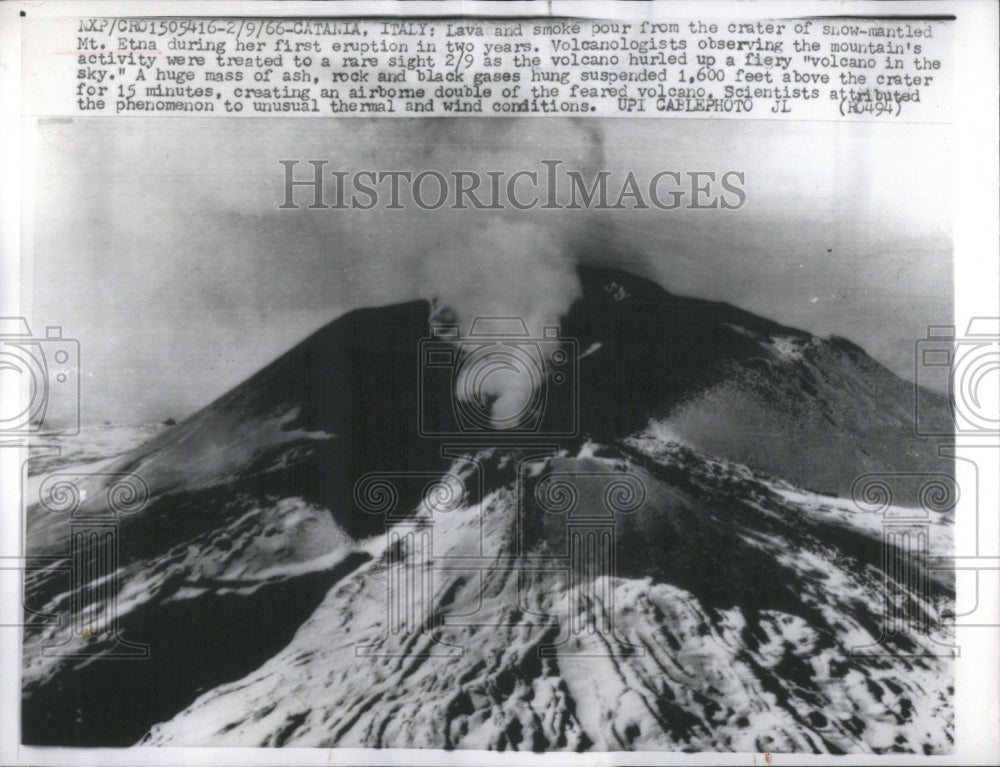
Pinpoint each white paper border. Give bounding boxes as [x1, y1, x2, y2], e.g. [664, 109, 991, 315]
[1, 1, 996, 765]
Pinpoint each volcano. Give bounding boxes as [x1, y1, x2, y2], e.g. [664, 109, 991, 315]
[21, 267, 955, 753]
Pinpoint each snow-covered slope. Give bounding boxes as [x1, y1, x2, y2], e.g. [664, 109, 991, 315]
[138, 440, 953, 753]
[21, 267, 955, 752]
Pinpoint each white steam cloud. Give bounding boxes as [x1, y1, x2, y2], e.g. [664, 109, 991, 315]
[405, 120, 611, 429]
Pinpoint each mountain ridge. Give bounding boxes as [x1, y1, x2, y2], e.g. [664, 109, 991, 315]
[21, 265, 954, 750]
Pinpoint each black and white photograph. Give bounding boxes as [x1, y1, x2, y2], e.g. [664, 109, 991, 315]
[1, 2, 997, 764]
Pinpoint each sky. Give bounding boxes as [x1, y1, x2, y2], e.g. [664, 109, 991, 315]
[25, 116, 951, 424]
